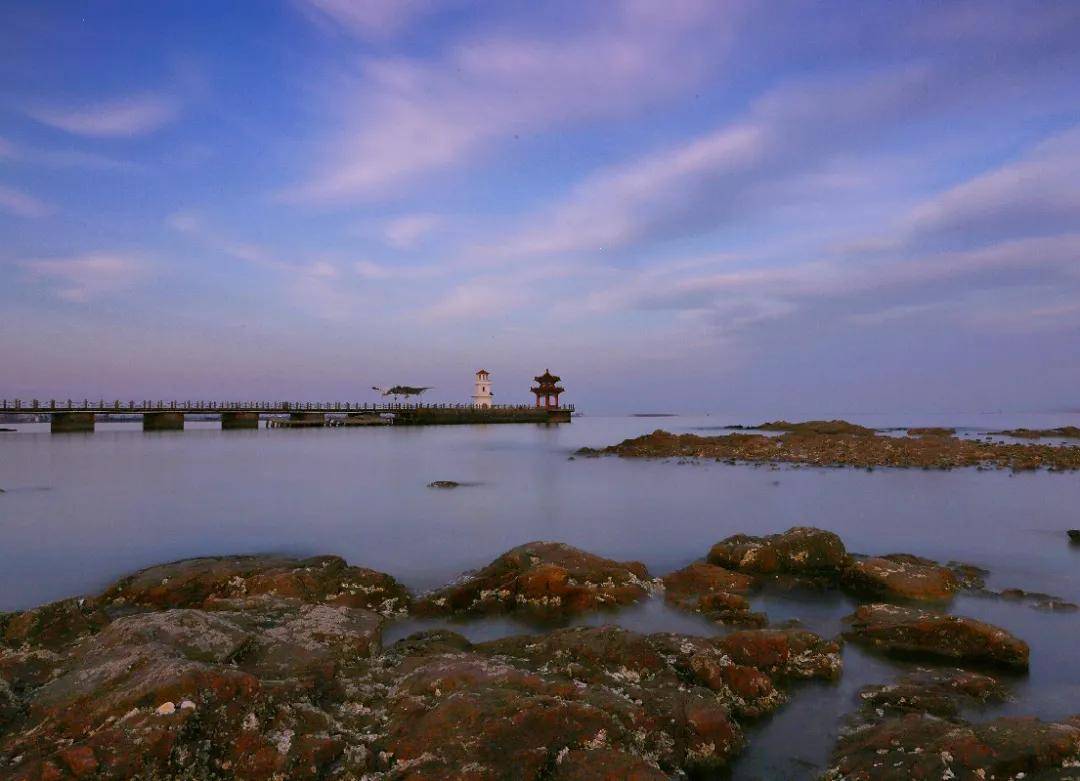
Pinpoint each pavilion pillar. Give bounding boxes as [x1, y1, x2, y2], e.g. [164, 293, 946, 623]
[222, 411, 260, 430]
[144, 411, 185, 431]
[51, 411, 95, 433]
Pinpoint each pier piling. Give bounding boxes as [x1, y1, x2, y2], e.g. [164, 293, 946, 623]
[50, 411, 95, 433]
[143, 412, 185, 431]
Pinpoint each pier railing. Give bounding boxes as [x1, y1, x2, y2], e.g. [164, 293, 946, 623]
[0, 399, 574, 414]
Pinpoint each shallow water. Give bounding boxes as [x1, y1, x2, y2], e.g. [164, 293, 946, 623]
[1, 411, 1079, 778]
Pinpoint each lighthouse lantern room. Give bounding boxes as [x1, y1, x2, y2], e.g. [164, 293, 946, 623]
[472, 369, 493, 408]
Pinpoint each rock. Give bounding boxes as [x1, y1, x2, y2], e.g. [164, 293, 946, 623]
[661, 562, 765, 626]
[154, 701, 175, 716]
[822, 713, 1080, 780]
[414, 541, 654, 618]
[1069, 529, 1080, 543]
[707, 526, 848, 578]
[756, 419, 876, 435]
[1, 597, 111, 650]
[428, 480, 460, 488]
[714, 628, 844, 681]
[844, 603, 1030, 670]
[99, 554, 410, 616]
[841, 555, 959, 602]
[907, 427, 956, 437]
[945, 560, 989, 590]
[856, 667, 1008, 720]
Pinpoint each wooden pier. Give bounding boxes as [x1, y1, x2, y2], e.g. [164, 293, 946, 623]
[0, 399, 574, 432]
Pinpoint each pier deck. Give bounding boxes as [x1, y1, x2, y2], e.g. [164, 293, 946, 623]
[0, 399, 574, 432]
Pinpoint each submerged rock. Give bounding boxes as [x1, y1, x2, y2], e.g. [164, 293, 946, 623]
[99, 554, 411, 616]
[999, 587, 1079, 612]
[844, 603, 1030, 670]
[841, 555, 959, 602]
[906, 427, 956, 437]
[661, 562, 765, 626]
[855, 667, 1008, 720]
[413, 541, 654, 618]
[707, 526, 848, 579]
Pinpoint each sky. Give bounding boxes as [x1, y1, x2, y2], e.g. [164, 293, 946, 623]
[1, 0, 1079, 415]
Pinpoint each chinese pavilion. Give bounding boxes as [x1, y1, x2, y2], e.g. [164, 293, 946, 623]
[530, 369, 565, 408]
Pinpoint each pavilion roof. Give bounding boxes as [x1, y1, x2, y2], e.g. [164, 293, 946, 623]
[533, 369, 561, 383]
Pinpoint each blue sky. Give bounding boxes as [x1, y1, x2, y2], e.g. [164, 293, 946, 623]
[2, 0, 1079, 414]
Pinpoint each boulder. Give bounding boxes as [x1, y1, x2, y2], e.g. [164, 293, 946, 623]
[661, 562, 765, 626]
[844, 603, 1029, 670]
[841, 555, 959, 602]
[1069, 529, 1080, 543]
[414, 541, 653, 618]
[99, 554, 410, 616]
[428, 480, 460, 488]
[707, 526, 848, 578]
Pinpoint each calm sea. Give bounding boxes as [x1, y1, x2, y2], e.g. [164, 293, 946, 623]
[2, 411, 1079, 778]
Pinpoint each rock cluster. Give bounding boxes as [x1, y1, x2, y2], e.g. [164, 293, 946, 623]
[0, 531, 1063, 779]
[580, 423, 1080, 470]
[824, 667, 1080, 780]
[0, 552, 845, 780]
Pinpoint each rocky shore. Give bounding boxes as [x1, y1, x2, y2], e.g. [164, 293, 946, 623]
[579, 420, 1080, 470]
[1, 529, 1077, 779]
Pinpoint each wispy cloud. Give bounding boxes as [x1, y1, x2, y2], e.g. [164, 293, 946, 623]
[295, 0, 439, 39]
[486, 66, 934, 260]
[26, 93, 180, 138]
[0, 135, 137, 171]
[167, 211, 279, 267]
[0, 184, 53, 218]
[285, 0, 738, 201]
[20, 253, 145, 302]
[382, 213, 443, 249]
[899, 125, 1080, 243]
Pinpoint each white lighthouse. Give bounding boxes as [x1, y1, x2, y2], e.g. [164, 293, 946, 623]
[472, 369, 493, 408]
